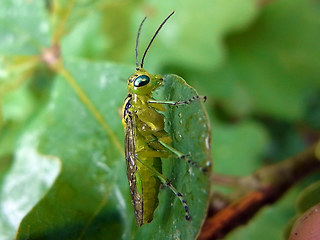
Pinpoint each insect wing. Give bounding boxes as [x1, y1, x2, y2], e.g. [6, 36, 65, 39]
[125, 115, 143, 226]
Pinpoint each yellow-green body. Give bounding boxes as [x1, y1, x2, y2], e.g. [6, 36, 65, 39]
[122, 68, 172, 226]
[122, 10, 194, 226]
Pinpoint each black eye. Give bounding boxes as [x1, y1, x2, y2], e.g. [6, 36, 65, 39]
[134, 75, 150, 87]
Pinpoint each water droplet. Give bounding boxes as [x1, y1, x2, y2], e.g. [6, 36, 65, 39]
[205, 135, 210, 150]
[178, 112, 182, 118]
[188, 167, 195, 176]
[179, 119, 183, 125]
[205, 160, 211, 167]
[175, 132, 182, 141]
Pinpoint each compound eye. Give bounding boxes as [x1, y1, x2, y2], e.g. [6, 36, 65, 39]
[134, 75, 150, 87]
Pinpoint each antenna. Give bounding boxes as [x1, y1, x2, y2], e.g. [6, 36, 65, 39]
[136, 16, 147, 70]
[140, 11, 175, 69]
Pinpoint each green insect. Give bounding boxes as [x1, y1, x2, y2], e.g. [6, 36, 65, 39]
[122, 11, 206, 226]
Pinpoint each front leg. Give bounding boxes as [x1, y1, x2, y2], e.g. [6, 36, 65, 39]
[149, 95, 206, 106]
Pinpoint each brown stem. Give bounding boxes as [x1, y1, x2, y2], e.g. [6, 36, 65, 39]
[211, 173, 242, 187]
[199, 142, 320, 240]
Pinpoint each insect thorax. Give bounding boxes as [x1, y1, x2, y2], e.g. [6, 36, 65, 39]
[131, 94, 166, 135]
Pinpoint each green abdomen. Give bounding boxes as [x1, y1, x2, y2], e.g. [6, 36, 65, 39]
[137, 157, 162, 224]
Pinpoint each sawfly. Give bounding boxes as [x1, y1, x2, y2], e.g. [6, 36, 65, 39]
[122, 11, 207, 226]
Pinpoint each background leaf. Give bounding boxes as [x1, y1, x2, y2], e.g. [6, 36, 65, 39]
[0, 0, 50, 55]
[201, 0, 320, 120]
[296, 181, 320, 214]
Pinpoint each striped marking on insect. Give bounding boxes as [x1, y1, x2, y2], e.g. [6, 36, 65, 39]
[122, 11, 206, 226]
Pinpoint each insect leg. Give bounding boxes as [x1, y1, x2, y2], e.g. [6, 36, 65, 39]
[149, 95, 206, 106]
[136, 157, 191, 221]
[158, 140, 207, 172]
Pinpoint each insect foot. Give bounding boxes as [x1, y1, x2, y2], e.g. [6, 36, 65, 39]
[165, 181, 191, 221]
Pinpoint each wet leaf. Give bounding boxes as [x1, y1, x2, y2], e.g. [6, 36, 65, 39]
[10, 60, 211, 239]
[0, 117, 60, 239]
[135, 74, 211, 239]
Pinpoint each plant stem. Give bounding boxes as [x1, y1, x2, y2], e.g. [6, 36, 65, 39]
[199, 142, 320, 240]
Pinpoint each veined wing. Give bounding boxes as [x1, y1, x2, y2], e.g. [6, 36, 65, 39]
[125, 111, 143, 226]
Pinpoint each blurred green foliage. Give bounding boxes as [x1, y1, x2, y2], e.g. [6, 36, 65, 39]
[0, 0, 320, 239]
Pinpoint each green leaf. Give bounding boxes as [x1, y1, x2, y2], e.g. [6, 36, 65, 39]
[296, 181, 320, 213]
[12, 60, 211, 239]
[0, 82, 35, 157]
[60, 0, 259, 71]
[0, 0, 51, 55]
[135, 74, 211, 239]
[0, 61, 54, 160]
[16, 60, 131, 240]
[61, 12, 109, 60]
[126, 0, 259, 73]
[212, 121, 269, 175]
[0, 116, 60, 239]
[207, 0, 320, 120]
